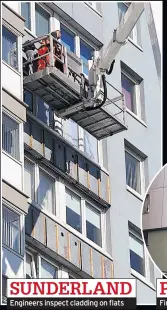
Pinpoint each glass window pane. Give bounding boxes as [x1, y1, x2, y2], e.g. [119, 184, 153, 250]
[80, 40, 93, 76]
[35, 4, 49, 36]
[63, 119, 78, 147]
[125, 151, 141, 193]
[2, 26, 18, 69]
[66, 189, 81, 232]
[2, 113, 20, 160]
[21, 2, 31, 30]
[84, 130, 98, 162]
[2, 206, 21, 254]
[86, 204, 101, 246]
[129, 233, 145, 276]
[60, 26, 75, 53]
[36, 97, 53, 126]
[41, 258, 58, 278]
[24, 159, 35, 200]
[24, 90, 33, 111]
[121, 73, 135, 111]
[38, 170, 54, 214]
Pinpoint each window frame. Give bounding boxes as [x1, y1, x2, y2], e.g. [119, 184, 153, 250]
[21, 2, 31, 31]
[84, 2, 102, 16]
[64, 183, 105, 249]
[129, 228, 146, 277]
[121, 68, 141, 118]
[2, 22, 21, 73]
[2, 201, 25, 257]
[2, 110, 21, 163]
[129, 225, 154, 285]
[35, 2, 51, 37]
[38, 254, 61, 279]
[24, 156, 57, 216]
[25, 250, 37, 279]
[125, 146, 145, 197]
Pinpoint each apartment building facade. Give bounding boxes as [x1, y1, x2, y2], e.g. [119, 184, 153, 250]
[2, 1, 161, 305]
[143, 165, 167, 276]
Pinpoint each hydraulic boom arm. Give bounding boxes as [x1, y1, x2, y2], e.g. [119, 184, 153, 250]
[96, 2, 144, 74]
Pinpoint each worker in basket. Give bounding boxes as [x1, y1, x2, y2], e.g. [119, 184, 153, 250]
[37, 30, 63, 72]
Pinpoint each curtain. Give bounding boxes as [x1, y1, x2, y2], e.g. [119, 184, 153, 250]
[2, 26, 17, 69]
[2, 113, 19, 160]
[2, 206, 20, 254]
[125, 151, 141, 193]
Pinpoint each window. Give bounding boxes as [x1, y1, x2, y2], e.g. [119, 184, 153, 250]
[63, 119, 78, 148]
[66, 188, 82, 233]
[36, 97, 53, 127]
[41, 258, 58, 278]
[24, 159, 35, 200]
[2, 206, 21, 255]
[86, 2, 102, 14]
[65, 187, 103, 247]
[129, 228, 145, 276]
[2, 26, 18, 70]
[24, 90, 33, 111]
[125, 149, 142, 194]
[80, 39, 94, 76]
[118, 2, 141, 46]
[121, 72, 136, 112]
[38, 170, 55, 214]
[21, 2, 31, 30]
[26, 252, 36, 278]
[24, 159, 56, 215]
[2, 113, 20, 160]
[35, 4, 50, 36]
[121, 64, 145, 120]
[86, 204, 101, 247]
[60, 25, 75, 53]
[84, 130, 98, 162]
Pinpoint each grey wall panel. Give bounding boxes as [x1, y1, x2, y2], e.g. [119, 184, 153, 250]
[164, 165, 167, 187]
[92, 249, 102, 278]
[81, 243, 91, 276]
[2, 181, 28, 214]
[54, 138, 66, 172]
[100, 171, 109, 203]
[150, 168, 164, 190]
[147, 188, 163, 229]
[2, 89, 27, 122]
[162, 186, 167, 228]
[57, 225, 69, 260]
[103, 257, 113, 278]
[66, 147, 78, 180]
[69, 234, 81, 269]
[32, 208, 45, 245]
[78, 156, 88, 188]
[89, 163, 99, 196]
[32, 122, 44, 156]
[46, 218, 57, 253]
